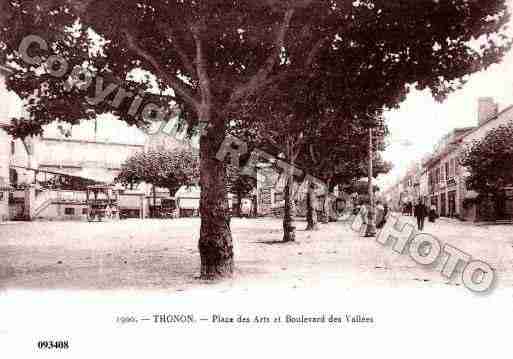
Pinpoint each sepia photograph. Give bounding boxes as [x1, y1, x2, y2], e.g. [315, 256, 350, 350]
[1, 0, 513, 357]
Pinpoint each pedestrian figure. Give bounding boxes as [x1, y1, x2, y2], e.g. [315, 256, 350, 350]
[377, 203, 389, 228]
[359, 202, 368, 225]
[428, 204, 437, 223]
[375, 201, 384, 229]
[414, 200, 428, 231]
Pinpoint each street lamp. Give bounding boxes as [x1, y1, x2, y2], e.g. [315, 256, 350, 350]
[365, 127, 377, 237]
[414, 182, 420, 202]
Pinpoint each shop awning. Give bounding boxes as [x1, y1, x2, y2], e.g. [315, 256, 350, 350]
[465, 190, 479, 199]
[10, 165, 114, 184]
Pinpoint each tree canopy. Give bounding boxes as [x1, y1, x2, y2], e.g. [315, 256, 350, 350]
[461, 122, 513, 195]
[1, 1, 510, 136]
[116, 148, 200, 195]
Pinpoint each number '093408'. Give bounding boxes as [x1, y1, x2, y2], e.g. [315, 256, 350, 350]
[37, 340, 69, 350]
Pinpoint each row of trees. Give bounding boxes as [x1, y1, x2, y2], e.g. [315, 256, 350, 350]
[115, 146, 257, 218]
[1, 0, 510, 278]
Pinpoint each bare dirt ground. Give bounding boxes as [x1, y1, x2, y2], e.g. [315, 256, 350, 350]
[1, 216, 512, 292]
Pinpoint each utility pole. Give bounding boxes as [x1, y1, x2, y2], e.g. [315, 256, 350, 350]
[365, 127, 377, 237]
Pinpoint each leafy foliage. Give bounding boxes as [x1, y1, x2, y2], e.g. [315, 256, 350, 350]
[226, 165, 256, 199]
[116, 148, 199, 195]
[0, 0, 510, 138]
[460, 122, 513, 195]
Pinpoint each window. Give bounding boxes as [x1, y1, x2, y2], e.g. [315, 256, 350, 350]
[82, 208, 88, 215]
[445, 162, 450, 181]
[274, 192, 284, 202]
[449, 159, 455, 178]
[10, 141, 15, 155]
[64, 207, 75, 215]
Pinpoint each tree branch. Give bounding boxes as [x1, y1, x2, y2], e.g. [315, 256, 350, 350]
[191, 23, 212, 122]
[305, 36, 329, 69]
[122, 29, 200, 110]
[229, 8, 295, 104]
[156, 21, 196, 77]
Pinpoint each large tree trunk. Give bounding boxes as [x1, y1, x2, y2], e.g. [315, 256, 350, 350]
[283, 176, 296, 242]
[152, 184, 157, 218]
[305, 183, 318, 231]
[236, 191, 242, 217]
[252, 194, 258, 217]
[328, 183, 338, 222]
[198, 123, 233, 279]
[493, 191, 506, 220]
[321, 195, 330, 224]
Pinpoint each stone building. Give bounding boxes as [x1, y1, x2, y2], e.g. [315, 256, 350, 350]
[0, 64, 20, 220]
[423, 97, 513, 221]
[0, 63, 186, 220]
[386, 97, 513, 222]
[423, 126, 475, 218]
[11, 128, 146, 186]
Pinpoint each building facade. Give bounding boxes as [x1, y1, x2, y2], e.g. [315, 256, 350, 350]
[423, 98, 513, 221]
[0, 64, 18, 220]
[423, 127, 475, 219]
[0, 63, 184, 221]
[386, 97, 513, 222]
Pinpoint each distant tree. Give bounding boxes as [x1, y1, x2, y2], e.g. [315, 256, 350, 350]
[300, 115, 391, 227]
[460, 123, 513, 218]
[344, 180, 381, 197]
[116, 148, 199, 196]
[226, 165, 257, 217]
[331, 153, 393, 190]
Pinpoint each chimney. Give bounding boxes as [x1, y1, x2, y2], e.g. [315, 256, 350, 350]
[478, 97, 498, 126]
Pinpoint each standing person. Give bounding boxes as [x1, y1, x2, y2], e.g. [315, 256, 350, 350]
[414, 200, 428, 231]
[359, 201, 368, 225]
[381, 203, 389, 227]
[428, 204, 437, 223]
[375, 201, 385, 229]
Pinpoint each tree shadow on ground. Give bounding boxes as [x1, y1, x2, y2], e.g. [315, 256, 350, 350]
[254, 240, 300, 245]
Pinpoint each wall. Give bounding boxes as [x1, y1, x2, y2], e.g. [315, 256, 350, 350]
[23, 189, 147, 221]
[0, 128, 10, 220]
[35, 202, 88, 221]
[10, 118, 147, 185]
[0, 69, 13, 220]
[36, 138, 143, 171]
[459, 106, 513, 220]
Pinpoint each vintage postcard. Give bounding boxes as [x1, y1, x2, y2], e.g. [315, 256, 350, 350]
[1, 1, 512, 357]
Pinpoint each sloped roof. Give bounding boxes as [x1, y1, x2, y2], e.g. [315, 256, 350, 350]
[11, 165, 113, 184]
